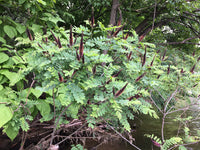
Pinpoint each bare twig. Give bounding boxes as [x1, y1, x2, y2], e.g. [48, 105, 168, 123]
[104, 120, 141, 150]
[149, 92, 163, 114]
[56, 122, 87, 145]
[50, 103, 72, 145]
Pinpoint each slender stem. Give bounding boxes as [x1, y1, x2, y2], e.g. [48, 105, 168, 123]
[161, 114, 166, 143]
[52, 88, 56, 122]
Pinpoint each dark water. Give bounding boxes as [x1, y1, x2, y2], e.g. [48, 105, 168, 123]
[96, 112, 200, 150]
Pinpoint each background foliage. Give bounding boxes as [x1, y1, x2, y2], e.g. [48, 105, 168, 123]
[0, 0, 200, 149]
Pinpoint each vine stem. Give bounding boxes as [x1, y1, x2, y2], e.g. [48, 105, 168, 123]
[50, 103, 72, 146]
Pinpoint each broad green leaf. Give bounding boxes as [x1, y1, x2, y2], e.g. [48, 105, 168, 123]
[0, 70, 22, 86]
[18, 0, 26, 4]
[0, 105, 13, 128]
[36, 100, 50, 118]
[31, 89, 43, 98]
[5, 124, 19, 141]
[0, 20, 2, 24]
[3, 25, 17, 38]
[0, 53, 9, 63]
[16, 23, 26, 34]
[37, 0, 46, 5]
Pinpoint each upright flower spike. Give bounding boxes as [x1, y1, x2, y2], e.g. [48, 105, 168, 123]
[167, 64, 170, 75]
[150, 54, 156, 66]
[180, 68, 185, 74]
[193, 50, 196, 56]
[58, 72, 64, 82]
[135, 72, 146, 82]
[190, 64, 196, 74]
[92, 65, 96, 75]
[112, 69, 123, 77]
[26, 28, 33, 41]
[197, 56, 200, 62]
[114, 83, 128, 98]
[127, 51, 132, 61]
[90, 7, 95, 27]
[162, 49, 167, 61]
[70, 25, 73, 46]
[157, 75, 161, 79]
[51, 31, 58, 44]
[82, 54, 85, 64]
[57, 37, 62, 48]
[79, 32, 84, 58]
[142, 47, 146, 67]
[76, 49, 80, 61]
[112, 24, 125, 37]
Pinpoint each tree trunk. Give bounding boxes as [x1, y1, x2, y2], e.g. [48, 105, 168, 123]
[109, 0, 120, 26]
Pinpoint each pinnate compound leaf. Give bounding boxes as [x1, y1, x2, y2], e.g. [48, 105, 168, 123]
[0, 105, 13, 128]
[0, 53, 9, 63]
[3, 25, 17, 38]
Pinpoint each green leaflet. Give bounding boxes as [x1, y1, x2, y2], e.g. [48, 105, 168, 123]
[0, 53, 9, 64]
[3, 25, 17, 38]
[0, 104, 13, 128]
[36, 100, 51, 120]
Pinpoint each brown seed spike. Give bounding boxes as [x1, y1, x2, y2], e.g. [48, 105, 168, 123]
[190, 64, 196, 74]
[57, 37, 62, 48]
[51, 31, 58, 44]
[76, 49, 80, 61]
[58, 72, 64, 82]
[79, 32, 84, 58]
[162, 49, 167, 61]
[38, 43, 43, 49]
[135, 72, 146, 82]
[127, 51, 132, 60]
[112, 87, 115, 96]
[142, 47, 146, 67]
[112, 69, 123, 77]
[197, 56, 200, 62]
[26, 28, 33, 41]
[114, 83, 128, 98]
[150, 54, 156, 66]
[112, 24, 125, 37]
[193, 50, 196, 57]
[92, 65, 96, 75]
[180, 68, 185, 74]
[167, 64, 170, 75]
[82, 54, 85, 64]
[70, 25, 73, 46]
